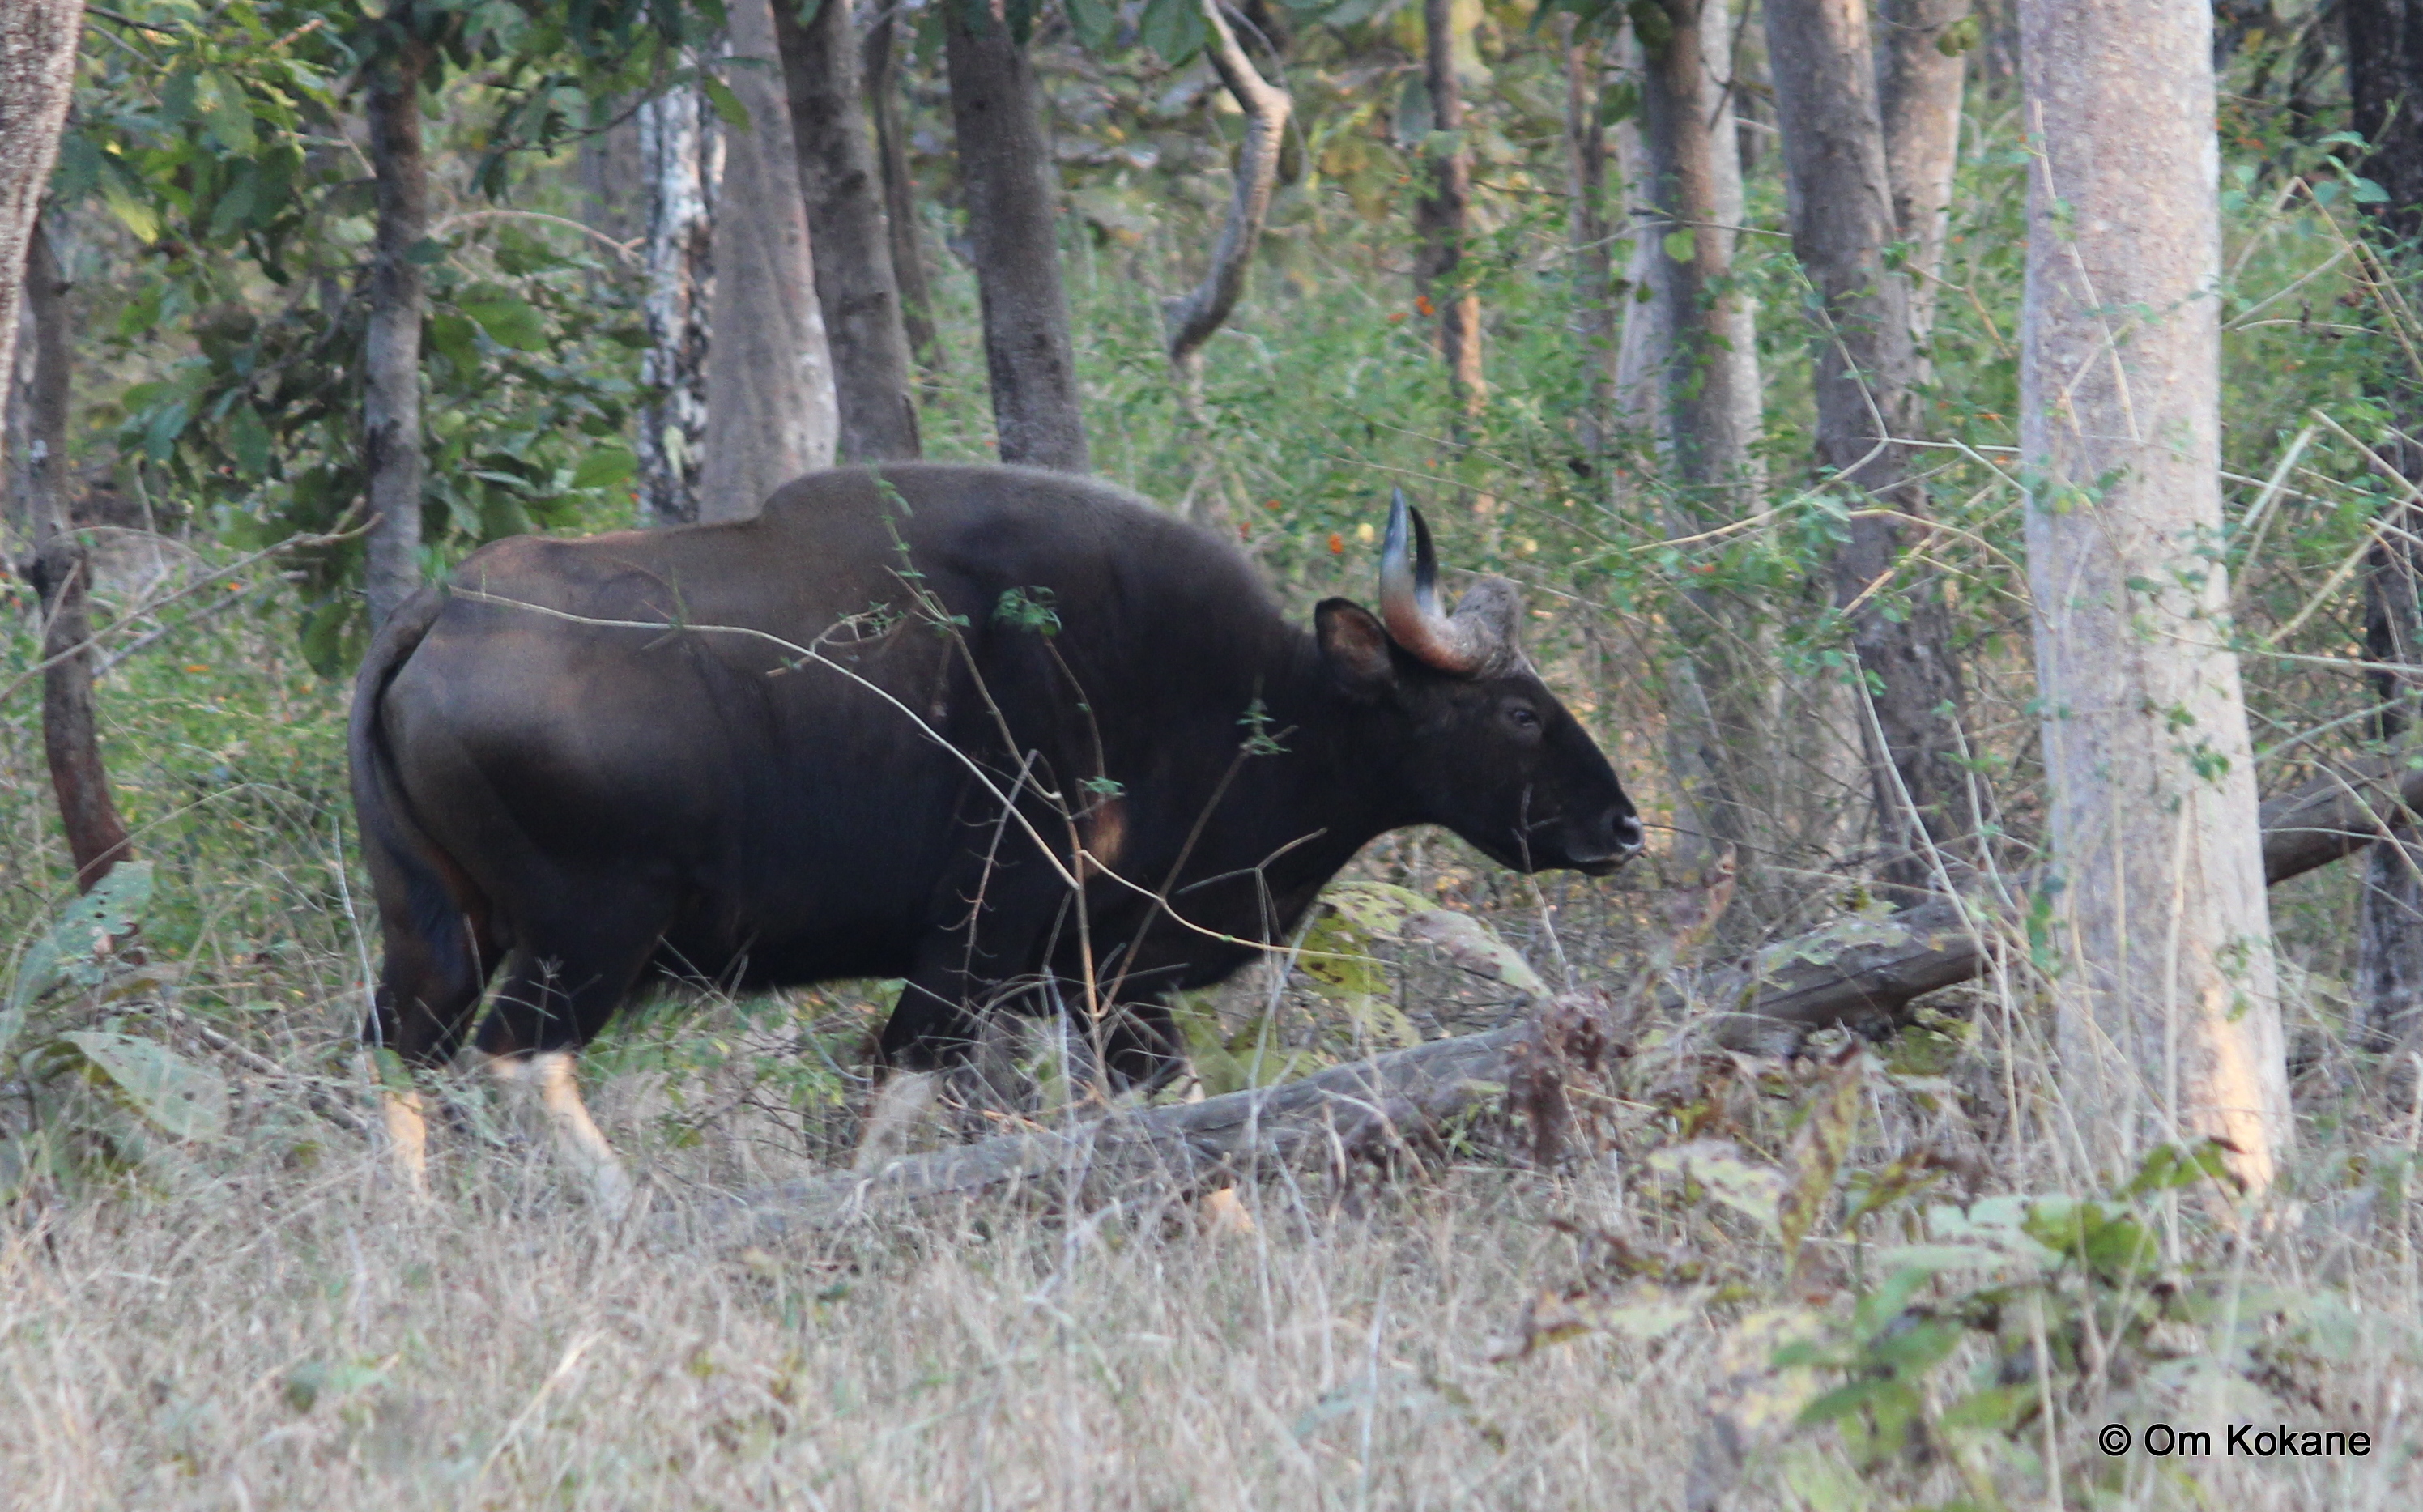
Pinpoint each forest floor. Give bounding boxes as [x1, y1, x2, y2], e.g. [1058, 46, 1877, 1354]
[0, 574, 2420, 1509]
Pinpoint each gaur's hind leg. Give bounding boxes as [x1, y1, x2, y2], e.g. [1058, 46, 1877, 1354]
[475, 896, 669, 1214]
[364, 877, 500, 1198]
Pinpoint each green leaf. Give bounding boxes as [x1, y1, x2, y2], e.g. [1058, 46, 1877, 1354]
[1297, 910, 1385, 1000]
[1939, 1382, 2034, 1433]
[1647, 1139, 1785, 1236]
[700, 75, 752, 130]
[1066, 0, 1118, 50]
[8, 862, 155, 1016]
[1138, 0, 1207, 64]
[571, 447, 637, 491]
[227, 402, 272, 477]
[458, 294, 547, 352]
[62, 1031, 228, 1144]
[1779, 1051, 1866, 1267]
[1661, 228, 1697, 264]
[1400, 909, 1547, 995]
[2350, 175, 2390, 205]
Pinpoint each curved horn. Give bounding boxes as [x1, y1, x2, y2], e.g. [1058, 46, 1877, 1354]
[1377, 489, 1506, 675]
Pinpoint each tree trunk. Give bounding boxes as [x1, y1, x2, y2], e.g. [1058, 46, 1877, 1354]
[1636, 0, 1769, 916]
[1415, 0, 1483, 417]
[2345, 0, 2423, 247]
[0, 0, 80, 387]
[637, 75, 717, 527]
[7, 220, 69, 543]
[1563, 19, 1612, 466]
[1608, 47, 1667, 450]
[2343, 0, 2423, 1056]
[2019, 0, 2286, 1191]
[1765, 0, 1973, 895]
[863, 11, 942, 377]
[773, 0, 919, 462]
[1637, 0, 1763, 509]
[945, 0, 1088, 472]
[2359, 474, 2423, 1054]
[1875, 0, 1969, 347]
[11, 224, 131, 892]
[702, 0, 841, 522]
[363, 32, 429, 634]
[1162, 0, 1290, 380]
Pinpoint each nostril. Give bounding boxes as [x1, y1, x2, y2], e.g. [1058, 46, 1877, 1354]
[1611, 811, 1645, 854]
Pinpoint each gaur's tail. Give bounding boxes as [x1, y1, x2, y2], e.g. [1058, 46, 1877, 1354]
[349, 588, 486, 1062]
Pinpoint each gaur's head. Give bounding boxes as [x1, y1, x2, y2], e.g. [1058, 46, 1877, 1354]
[1314, 492, 1643, 876]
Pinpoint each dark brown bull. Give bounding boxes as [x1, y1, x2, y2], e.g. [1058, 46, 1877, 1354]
[351, 465, 1639, 1203]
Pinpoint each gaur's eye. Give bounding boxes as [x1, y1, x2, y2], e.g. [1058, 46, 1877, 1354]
[1504, 705, 1540, 733]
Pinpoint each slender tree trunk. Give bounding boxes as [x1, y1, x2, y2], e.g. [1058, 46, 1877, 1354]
[9, 221, 66, 541]
[1415, 0, 1483, 417]
[1638, 0, 1762, 508]
[702, 0, 840, 522]
[0, 0, 81, 385]
[945, 0, 1088, 472]
[637, 76, 717, 527]
[2346, 0, 2423, 247]
[1765, 0, 1973, 894]
[773, 0, 918, 462]
[2020, 0, 2286, 1191]
[12, 224, 130, 891]
[1563, 19, 1612, 466]
[2344, 0, 2423, 1057]
[1875, 0, 1969, 347]
[1637, 0, 1769, 914]
[1162, 0, 1290, 381]
[2359, 469, 2423, 1053]
[1609, 48, 1667, 451]
[363, 32, 429, 633]
[863, 11, 941, 376]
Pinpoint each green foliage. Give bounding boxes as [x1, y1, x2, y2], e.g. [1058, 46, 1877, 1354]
[2, 865, 233, 1197]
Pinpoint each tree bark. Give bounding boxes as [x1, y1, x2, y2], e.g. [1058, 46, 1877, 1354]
[1637, 0, 1763, 508]
[863, 11, 942, 377]
[1562, 19, 1612, 465]
[702, 0, 841, 522]
[2344, 0, 2423, 1054]
[31, 538, 133, 892]
[672, 759, 2423, 1240]
[637, 75, 717, 527]
[0, 0, 80, 388]
[773, 0, 918, 462]
[2019, 0, 2286, 1190]
[1162, 0, 1290, 381]
[1635, 0, 1769, 915]
[2345, 0, 2423, 247]
[1415, 0, 1483, 417]
[1875, 0, 1969, 347]
[363, 29, 429, 634]
[1764, 0, 1972, 895]
[11, 224, 131, 892]
[2358, 478, 2423, 1054]
[7, 219, 69, 543]
[945, 0, 1088, 472]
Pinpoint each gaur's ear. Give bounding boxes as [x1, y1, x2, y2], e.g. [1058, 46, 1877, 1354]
[1315, 599, 1395, 695]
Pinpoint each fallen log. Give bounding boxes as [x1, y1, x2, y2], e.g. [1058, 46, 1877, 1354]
[1705, 754, 2423, 1054]
[666, 759, 2423, 1241]
[662, 1021, 1531, 1243]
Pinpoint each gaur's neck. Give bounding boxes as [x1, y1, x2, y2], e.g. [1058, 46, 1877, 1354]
[1170, 626, 1407, 940]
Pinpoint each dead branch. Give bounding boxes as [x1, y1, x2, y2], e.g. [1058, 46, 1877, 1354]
[1160, 1, 1290, 377]
[662, 759, 2423, 1242]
